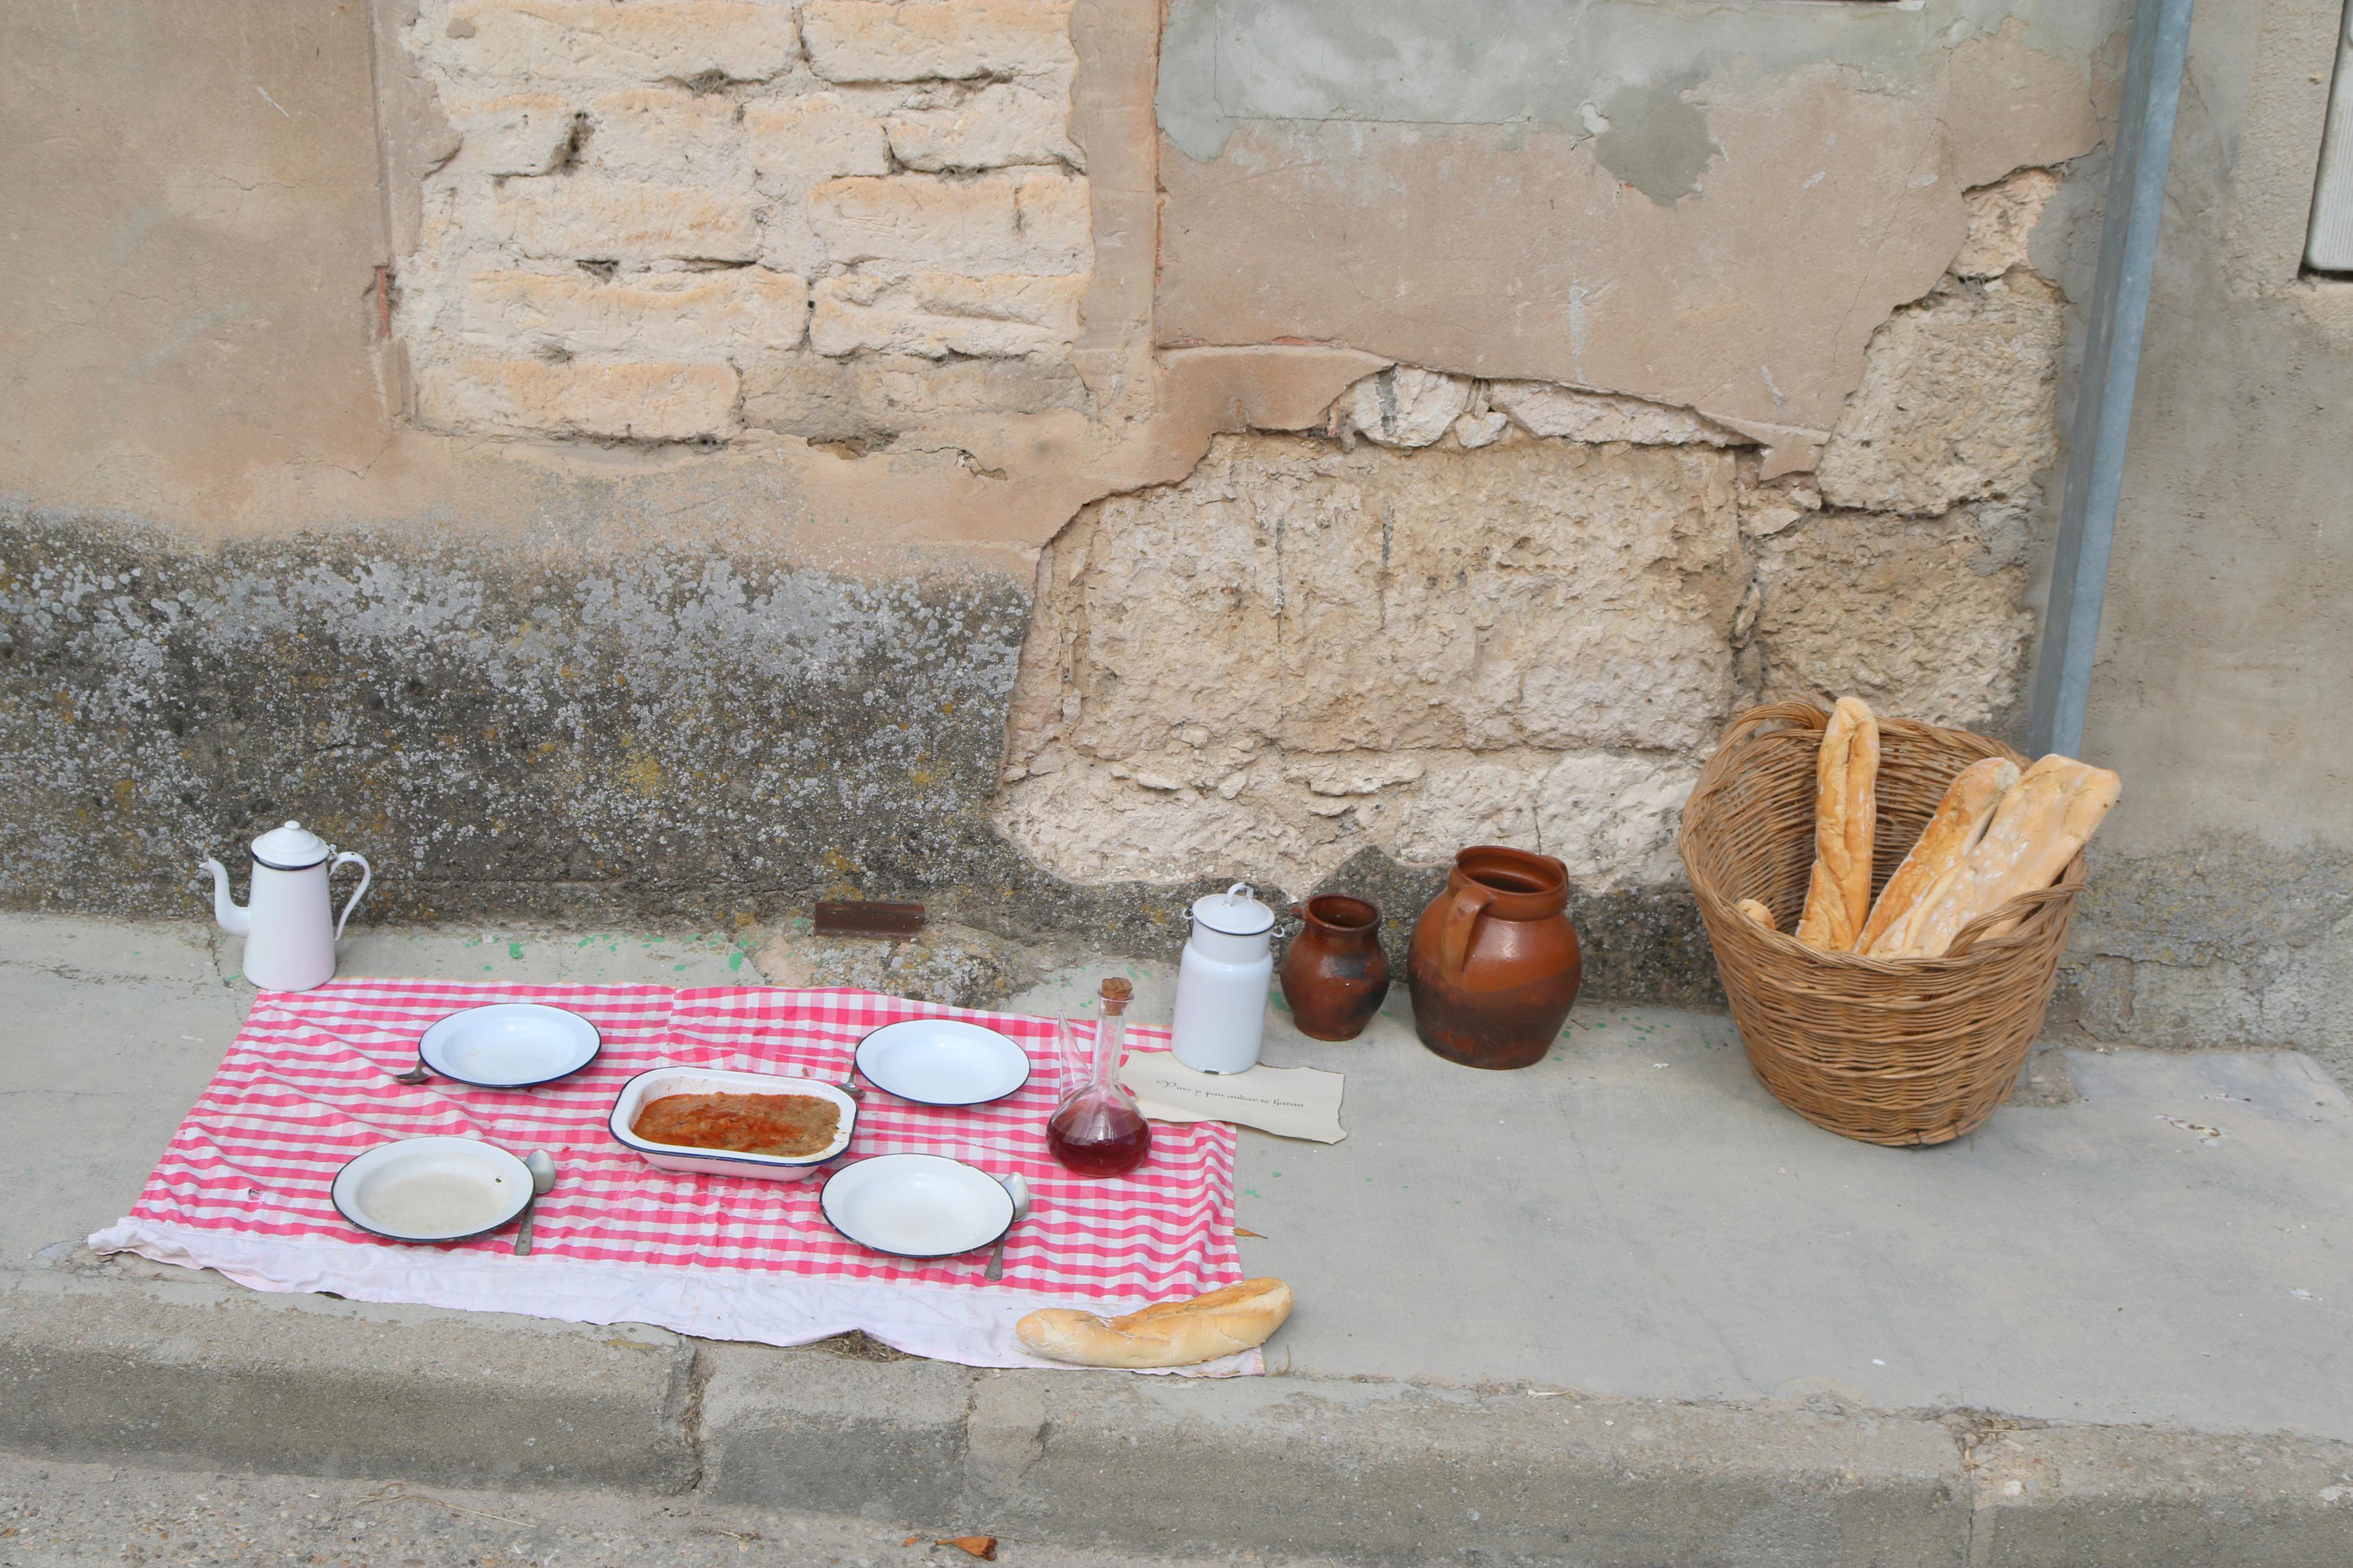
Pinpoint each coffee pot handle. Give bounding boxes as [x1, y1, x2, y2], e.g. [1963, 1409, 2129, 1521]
[329, 851, 372, 942]
[1435, 883, 1496, 979]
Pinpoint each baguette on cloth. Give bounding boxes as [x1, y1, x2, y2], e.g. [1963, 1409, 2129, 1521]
[1858, 756, 2020, 957]
[1898, 755, 2120, 958]
[1016, 1278, 1293, 1368]
[1796, 697, 1880, 951]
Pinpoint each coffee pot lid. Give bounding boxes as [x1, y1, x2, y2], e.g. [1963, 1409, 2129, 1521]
[250, 821, 331, 870]
[1190, 881, 1275, 937]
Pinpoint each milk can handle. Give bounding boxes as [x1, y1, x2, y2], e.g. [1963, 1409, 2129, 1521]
[329, 851, 372, 942]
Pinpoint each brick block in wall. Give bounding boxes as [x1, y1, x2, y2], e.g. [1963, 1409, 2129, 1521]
[464, 269, 808, 358]
[801, 0, 1073, 84]
[744, 92, 893, 273]
[743, 92, 893, 189]
[810, 269, 1083, 357]
[583, 88, 747, 186]
[432, 1, 798, 86]
[743, 351, 1085, 439]
[493, 178, 761, 265]
[807, 170, 1088, 276]
[885, 82, 1080, 172]
[443, 93, 579, 177]
[417, 358, 741, 442]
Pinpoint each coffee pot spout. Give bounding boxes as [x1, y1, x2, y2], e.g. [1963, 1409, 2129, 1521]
[200, 857, 251, 937]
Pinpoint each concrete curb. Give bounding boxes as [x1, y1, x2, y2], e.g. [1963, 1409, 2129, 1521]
[0, 1271, 698, 1493]
[6, 1271, 2351, 1565]
[701, 1353, 1971, 1565]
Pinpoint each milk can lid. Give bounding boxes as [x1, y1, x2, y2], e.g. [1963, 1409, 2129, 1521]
[1190, 882, 1275, 937]
[250, 821, 331, 870]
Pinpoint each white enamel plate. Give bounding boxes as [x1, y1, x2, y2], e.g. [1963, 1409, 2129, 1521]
[853, 1019, 1030, 1107]
[418, 1003, 601, 1088]
[331, 1136, 533, 1245]
[819, 1153, 1017, 1258]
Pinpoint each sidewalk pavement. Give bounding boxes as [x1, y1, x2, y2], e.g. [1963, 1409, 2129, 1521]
[5, 911, 2351, 1565]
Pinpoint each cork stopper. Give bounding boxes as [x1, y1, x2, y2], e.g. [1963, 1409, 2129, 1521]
[1098, 976, 1133, 1016]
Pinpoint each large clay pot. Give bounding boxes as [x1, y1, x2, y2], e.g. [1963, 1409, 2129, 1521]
[1279, 895, 1390, 1041]
[1407, 846, 1582, 1070]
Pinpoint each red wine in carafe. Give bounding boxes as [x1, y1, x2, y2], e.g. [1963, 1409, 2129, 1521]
[1046, 1097, 1151, 1175]
[1045, 978, 1152, 1177]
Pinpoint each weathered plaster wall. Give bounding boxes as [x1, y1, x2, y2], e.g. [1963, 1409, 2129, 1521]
[0, 0, 1355, 561]
[993, 174, 2075, 927]
[1, 511, 1025, 919]
[1, 0, 2159, 1016]
[1153, 0, 2121, 474]
[0, 506, 1297, 968]
[2047, 0, 2353, 1085]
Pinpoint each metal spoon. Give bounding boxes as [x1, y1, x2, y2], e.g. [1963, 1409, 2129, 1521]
[514, 1150, 556, 1256]
[985, 1172, 1031, 1282]
[392, 1055, 432, 1086]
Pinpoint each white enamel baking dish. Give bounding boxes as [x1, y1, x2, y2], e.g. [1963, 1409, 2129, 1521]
[608, 1066, 857, 1181]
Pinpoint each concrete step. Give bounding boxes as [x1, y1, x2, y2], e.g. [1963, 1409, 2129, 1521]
[7, 1266, 2350, 1566]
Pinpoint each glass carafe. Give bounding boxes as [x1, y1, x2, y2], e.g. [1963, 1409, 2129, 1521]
[1045, 978, 1152, 1176]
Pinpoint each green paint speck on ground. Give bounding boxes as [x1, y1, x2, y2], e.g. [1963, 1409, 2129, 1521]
[729, 951, 744, 972]
[1243, 1187, 1260, 1197]
[482, 963, 494, 972]
[674, 963, 688, 972]
[507, 942, 524, 960]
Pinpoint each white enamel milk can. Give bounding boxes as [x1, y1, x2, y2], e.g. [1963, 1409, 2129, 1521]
[1171, 882, 1275, 1075]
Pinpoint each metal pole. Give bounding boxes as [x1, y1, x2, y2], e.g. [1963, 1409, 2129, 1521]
[2027, 0, 2197, 760]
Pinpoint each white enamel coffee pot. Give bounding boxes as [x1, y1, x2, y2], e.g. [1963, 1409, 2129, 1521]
[1171, 882, 1275, 1075]
[201, 822, 372, 991]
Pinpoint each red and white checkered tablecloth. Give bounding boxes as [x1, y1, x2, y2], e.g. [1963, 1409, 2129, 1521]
[91, 979, 1250, 1372]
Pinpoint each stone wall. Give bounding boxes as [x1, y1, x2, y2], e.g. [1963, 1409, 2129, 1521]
[8, 0, 2219, 1022]
[995, 169, 2066, 915]
[396, 0, 1091, 446]
[0, 511, 1028, 922]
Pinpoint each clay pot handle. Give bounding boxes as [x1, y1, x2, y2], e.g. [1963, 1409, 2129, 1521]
[1436, 881, 1496, 980]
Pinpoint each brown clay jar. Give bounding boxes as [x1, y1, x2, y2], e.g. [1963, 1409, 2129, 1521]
[1278, 895, 1390, 1041]
[1407, 846, 1582, 1070]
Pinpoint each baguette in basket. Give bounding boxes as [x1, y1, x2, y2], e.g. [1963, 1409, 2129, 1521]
[1779, 698, 2119, 961]
[1891, 755, 2120, 958]
[1795, 696, 1879, 951]
[1857, 756, 2018, 955]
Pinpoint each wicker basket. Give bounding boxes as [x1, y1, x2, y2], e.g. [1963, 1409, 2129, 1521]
[1678, 701, 2085, 1146]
